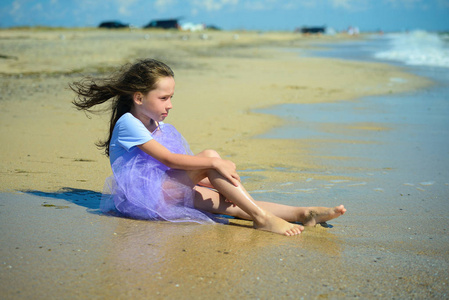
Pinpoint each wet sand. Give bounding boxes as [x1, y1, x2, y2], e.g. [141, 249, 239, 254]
[1, 28, 447, 298]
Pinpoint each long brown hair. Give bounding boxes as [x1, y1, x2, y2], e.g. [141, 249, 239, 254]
[70, 59, 174, 156]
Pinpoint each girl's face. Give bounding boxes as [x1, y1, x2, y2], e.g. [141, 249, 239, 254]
[139, 76, 175, 123]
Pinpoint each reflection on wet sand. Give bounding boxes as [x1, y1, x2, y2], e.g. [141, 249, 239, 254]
[100, 217, 343, 298]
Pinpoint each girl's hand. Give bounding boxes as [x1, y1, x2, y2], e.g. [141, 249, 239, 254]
[213, 158, 241, 187]
[225, 198, 236, 207]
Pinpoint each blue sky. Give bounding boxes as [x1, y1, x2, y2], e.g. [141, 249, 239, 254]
[1, 0, 448, 32]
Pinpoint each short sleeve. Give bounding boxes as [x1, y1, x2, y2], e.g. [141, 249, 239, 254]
[115, 113, 152, 151]
[109, 113, 154, 164]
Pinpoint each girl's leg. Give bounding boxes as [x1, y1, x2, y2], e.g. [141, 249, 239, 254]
[194, 186, 346, 226]
[204, 168, 303, 236]
[189, 150, 344, 234]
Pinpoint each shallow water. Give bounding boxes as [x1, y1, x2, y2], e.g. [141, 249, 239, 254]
[239, 33, 449, 298]
[252, 32, 449, 209]
[250, 34, 449, 290]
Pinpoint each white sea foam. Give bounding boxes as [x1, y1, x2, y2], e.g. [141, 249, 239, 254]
[419, 181, 435, 186]
[322, 183, 334, 189]
[347, 182, 367, 187]
[374, 30, 449, 68]
[249, 189, 276, 194]
[329, 179, 350, 183]
[294, 188, 317, 193]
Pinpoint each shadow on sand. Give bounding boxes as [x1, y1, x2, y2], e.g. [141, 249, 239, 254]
[22, 188, 333, 227]
[24, 187, 102, 213]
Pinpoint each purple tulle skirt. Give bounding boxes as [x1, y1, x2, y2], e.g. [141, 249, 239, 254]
[101, 123, 221, 224]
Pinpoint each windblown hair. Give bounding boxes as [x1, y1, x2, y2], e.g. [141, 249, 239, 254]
[70, 59, 174, 156]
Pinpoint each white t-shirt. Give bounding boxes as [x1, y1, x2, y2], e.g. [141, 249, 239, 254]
[109, 113, 161, 164]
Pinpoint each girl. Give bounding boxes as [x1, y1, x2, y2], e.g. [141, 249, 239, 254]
[71, 59, 346, 236]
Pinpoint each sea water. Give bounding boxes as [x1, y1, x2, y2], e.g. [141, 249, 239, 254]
[310, 30, 449, 68]
[375, 30, 449, 68]
[252, 31, 449, 207]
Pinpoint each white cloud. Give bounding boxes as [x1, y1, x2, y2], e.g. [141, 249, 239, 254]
[239, 0, 301, 11]
[8, 0, 28, 22]
[191, 0, 239, 11]
[32, 3, 44, 12]
[154, 0, 177, 11]
[298, 0, 316, 8]
[10, 0, 23, 15]
[116, 0, 137, 16]
[78, 0, 100, 10]
[167, 0, 375, 14]
[384, 0, 449, 10]
[330, 0, 352, 9]
[329, 0, 370, 10]
[195, 0, 296, 11]
[244, 1, 266, 10]
[384, 0, 423, 8]
[243, 0, 280, 11]
[112, 0, 365, 15]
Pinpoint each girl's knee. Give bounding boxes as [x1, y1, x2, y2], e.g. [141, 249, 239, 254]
[199, 149, 221, 158]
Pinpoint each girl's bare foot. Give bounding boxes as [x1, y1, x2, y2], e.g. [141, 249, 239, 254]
[301, 205, 346, 226]
[254, 212, 304, 236]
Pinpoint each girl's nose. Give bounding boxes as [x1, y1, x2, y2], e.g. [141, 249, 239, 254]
[167, 99, 173, 110]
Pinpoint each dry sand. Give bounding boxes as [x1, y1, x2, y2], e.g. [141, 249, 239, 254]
[1, 28, 446, 299]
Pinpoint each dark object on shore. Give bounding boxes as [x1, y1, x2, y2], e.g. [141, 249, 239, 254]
[296, 26, 326, 34]
[206, 25, 221, 31]
[99, 21, 129, 29]
[144, 19, 180, 29]
[0, 54, 18, 60]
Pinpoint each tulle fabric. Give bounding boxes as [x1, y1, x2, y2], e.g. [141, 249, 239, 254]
[101, 123, 221, 224]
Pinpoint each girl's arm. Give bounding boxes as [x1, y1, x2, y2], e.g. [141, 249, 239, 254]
[138, 139, 240, 186]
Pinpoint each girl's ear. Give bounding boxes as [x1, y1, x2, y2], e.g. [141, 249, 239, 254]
[133, 92, 143, 105]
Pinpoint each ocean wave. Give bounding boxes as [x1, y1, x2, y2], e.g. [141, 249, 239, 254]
[374, 30, 449, 68]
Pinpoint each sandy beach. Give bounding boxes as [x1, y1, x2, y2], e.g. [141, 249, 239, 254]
[1, 28, 448, 299]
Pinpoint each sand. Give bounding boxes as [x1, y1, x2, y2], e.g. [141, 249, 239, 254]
[1, 28, 447, 299]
